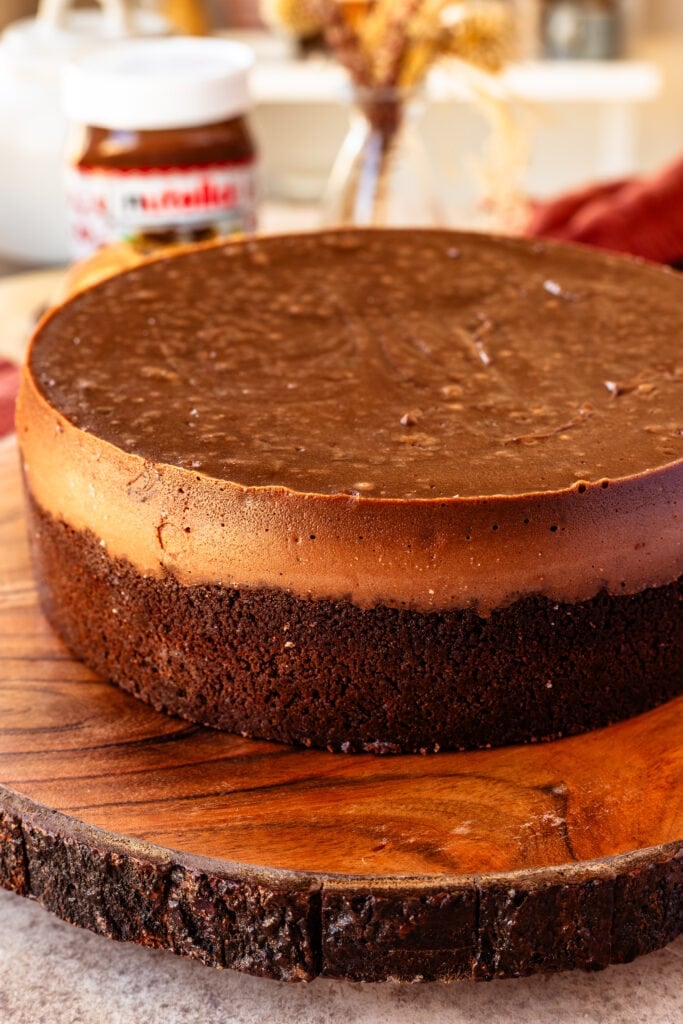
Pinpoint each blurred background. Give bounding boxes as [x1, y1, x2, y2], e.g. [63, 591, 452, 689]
[1, 0, 683, 267]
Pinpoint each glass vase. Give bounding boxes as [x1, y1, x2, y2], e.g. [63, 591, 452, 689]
[320, 86, 444, 228]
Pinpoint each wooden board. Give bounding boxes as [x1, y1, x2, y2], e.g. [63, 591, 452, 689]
[0, 438, 681, 982]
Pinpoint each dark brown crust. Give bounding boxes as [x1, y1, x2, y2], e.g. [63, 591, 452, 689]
[1, 788, 681, 982]
[27, 494, 683, 755]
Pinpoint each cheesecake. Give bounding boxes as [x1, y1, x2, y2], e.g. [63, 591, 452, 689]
[17, 230, 683, 752]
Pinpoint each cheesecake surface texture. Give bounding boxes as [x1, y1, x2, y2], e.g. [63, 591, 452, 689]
[17, 229, 683, 752]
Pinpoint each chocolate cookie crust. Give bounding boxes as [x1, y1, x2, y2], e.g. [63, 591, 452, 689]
[28, 495, 683, 754]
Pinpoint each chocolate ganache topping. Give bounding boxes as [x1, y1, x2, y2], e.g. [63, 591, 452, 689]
[28, 230, 682, 496]
[18, 230, 682, 612]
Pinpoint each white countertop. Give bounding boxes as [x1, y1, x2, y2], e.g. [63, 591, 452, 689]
[249, 56, 662, 105]
[1, 889, 681, 1024]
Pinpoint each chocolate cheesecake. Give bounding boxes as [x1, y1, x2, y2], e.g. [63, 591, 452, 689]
[16, 230, 683, 753]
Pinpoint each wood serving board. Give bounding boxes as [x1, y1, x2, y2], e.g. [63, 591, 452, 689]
[0, 439, 681, 983]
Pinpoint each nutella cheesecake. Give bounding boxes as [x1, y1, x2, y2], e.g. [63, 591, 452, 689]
[16, 230, 683, 753]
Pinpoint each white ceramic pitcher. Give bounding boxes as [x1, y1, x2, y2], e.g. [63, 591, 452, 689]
[0, 0, 169, 265]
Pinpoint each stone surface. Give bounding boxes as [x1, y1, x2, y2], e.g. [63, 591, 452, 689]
[0, 889, 681, 1024]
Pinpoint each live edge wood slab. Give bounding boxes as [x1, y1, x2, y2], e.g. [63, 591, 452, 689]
[0, 441, 681, 983]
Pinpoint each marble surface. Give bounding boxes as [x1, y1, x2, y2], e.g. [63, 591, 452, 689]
[0, 889, 681, 1024]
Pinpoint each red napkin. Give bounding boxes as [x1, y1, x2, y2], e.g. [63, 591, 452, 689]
[525, 155, 683, 265]
[0, 360, 20, 439]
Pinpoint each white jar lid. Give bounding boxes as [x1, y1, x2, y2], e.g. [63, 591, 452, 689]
[62, 36, 253, 131]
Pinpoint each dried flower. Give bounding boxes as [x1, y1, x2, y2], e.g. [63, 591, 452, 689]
[363, 0, 427, 86]
[441, 1, 515, 73]
[259, 0, 324, 38]
[263, 0, 514, 86]
[304, 0, 374, 82]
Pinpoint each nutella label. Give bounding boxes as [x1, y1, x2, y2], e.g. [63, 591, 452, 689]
[66, 161, 257, 259]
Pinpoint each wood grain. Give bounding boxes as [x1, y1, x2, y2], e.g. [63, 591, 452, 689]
[0, 439, 681, 981]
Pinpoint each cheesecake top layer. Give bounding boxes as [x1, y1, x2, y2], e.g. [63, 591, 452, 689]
[29, 230, 682, 500]
[18, 230, 683, 613]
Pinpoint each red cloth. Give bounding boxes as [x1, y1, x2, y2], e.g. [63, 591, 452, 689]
[525, 156, 683, 265]
[0, 360, 19, 439]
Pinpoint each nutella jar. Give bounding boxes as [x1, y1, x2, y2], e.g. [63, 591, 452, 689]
[63, 37, 257, 260]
